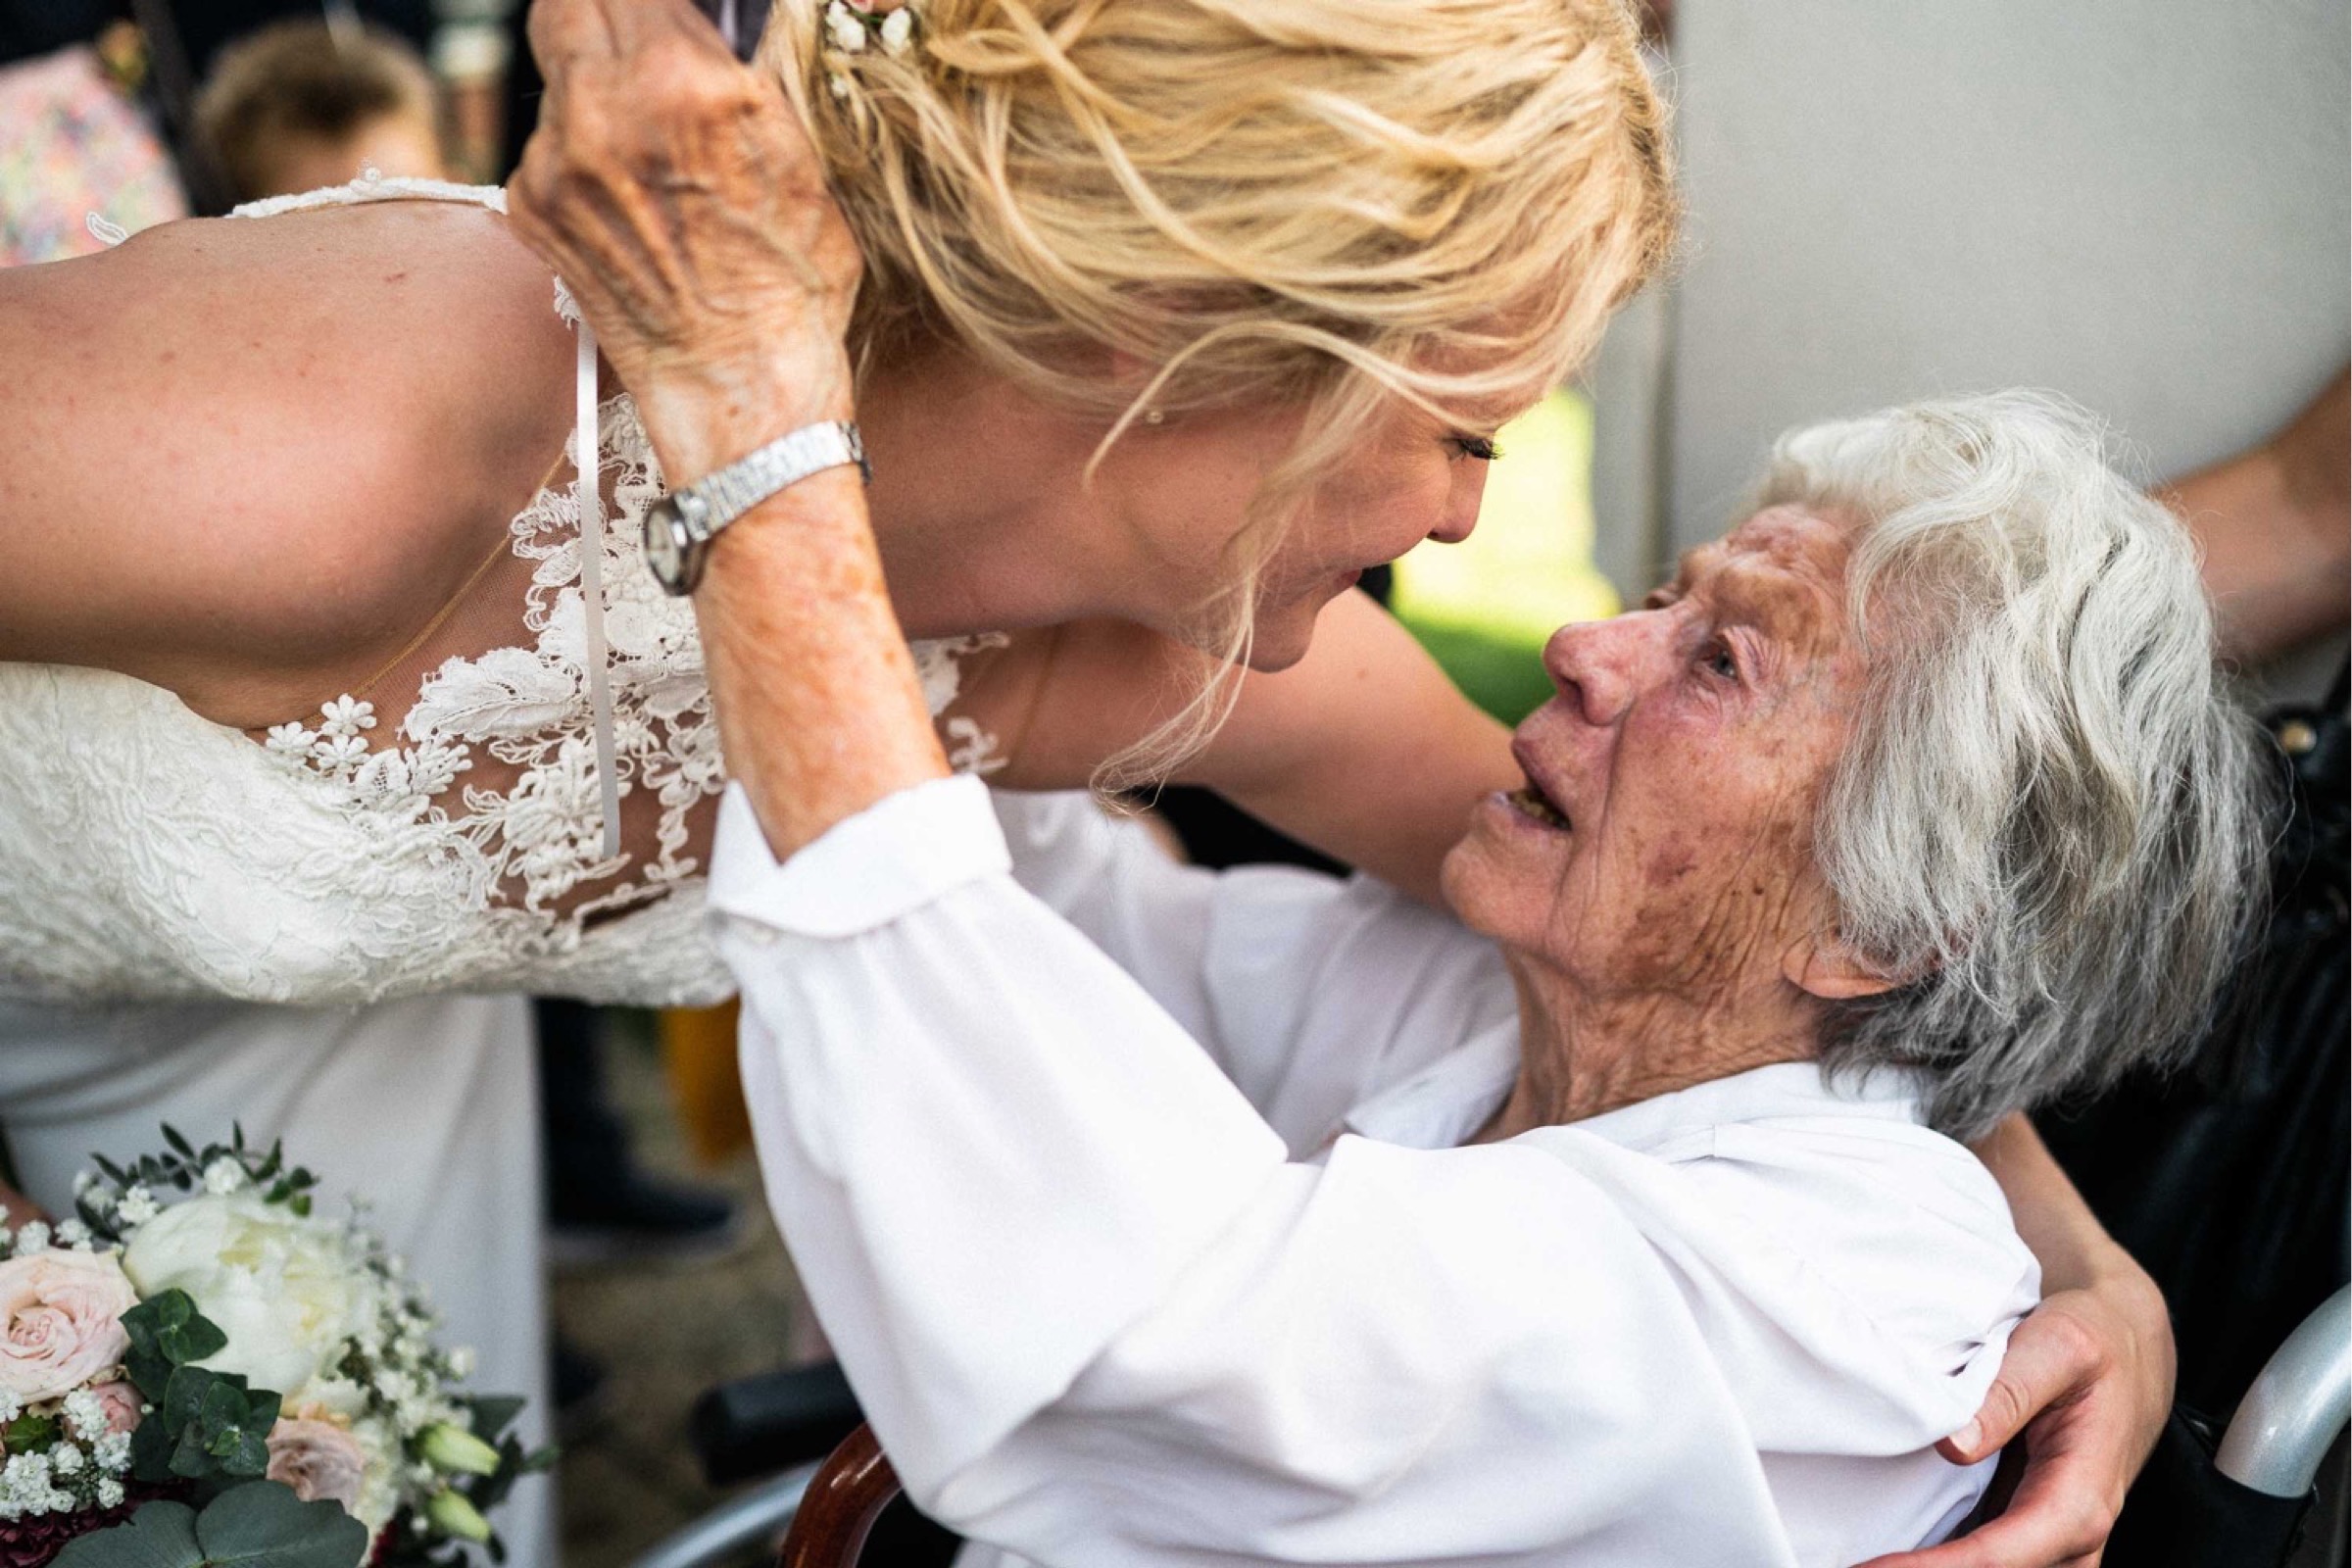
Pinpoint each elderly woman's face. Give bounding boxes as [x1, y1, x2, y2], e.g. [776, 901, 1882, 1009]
[1442, 507, 1874, 1007]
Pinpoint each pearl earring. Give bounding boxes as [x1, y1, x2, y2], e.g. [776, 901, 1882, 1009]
[1143, 408, 1165, 426]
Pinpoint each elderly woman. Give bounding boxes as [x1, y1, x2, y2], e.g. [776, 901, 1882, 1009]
[683, 390, 2264, 1565]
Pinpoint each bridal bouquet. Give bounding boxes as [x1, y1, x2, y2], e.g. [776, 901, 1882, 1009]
[0, 1128, 545, 1568]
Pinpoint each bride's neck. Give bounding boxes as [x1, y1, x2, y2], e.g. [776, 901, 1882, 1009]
[858, 342, 1129, 640]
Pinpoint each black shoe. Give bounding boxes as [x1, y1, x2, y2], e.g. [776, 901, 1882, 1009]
[546, 1171, 752, 1270]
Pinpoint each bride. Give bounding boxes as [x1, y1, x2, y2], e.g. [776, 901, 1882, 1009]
[0, 0, 2164, 1561]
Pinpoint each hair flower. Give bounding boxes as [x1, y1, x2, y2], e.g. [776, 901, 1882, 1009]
[879, 8, 915, 54]
[824, 1, 867, 54]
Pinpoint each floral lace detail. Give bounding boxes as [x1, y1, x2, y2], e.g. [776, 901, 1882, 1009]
[258, 394, 1004, 938]
[228, 171, 509, 221]
[0, 173, 1004, 1008]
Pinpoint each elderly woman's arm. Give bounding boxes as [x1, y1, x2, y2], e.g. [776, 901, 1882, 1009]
[1861, 1119, 2174, 1568]
[707, 782, 2013, 1561]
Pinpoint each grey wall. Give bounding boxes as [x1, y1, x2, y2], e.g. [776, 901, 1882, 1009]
[1592, 0, 2350, 591]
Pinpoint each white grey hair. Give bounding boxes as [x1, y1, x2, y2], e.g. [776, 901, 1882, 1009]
[1756, 391, 2275, 1140]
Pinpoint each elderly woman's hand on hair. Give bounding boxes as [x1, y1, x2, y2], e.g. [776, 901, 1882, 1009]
[510, 0, 862, 483]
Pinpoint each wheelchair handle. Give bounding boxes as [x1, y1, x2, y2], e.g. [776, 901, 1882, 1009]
[2216, 1285, 2351, 1498]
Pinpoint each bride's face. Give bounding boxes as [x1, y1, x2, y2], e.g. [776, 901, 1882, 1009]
[1108, 389, 1524, 670]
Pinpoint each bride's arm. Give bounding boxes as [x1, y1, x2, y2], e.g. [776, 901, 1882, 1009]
[0, 202, 572, 724]
[970, 593, 1512, 904]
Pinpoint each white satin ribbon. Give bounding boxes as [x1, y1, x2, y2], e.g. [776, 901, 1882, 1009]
[576, 321, 622, 861]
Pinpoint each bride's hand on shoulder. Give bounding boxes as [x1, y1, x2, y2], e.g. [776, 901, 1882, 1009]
[509, 0, 862, 483]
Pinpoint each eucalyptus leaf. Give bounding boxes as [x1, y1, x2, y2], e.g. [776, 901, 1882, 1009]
[50, 1484, 370, 1568]
[51, 1500, 202, 1568]
[217, 1429, 270, 1479]
[160, 1313, 228, 1367]
[161, 1367, 216, 1433]
[461, 1398, 522, 1445]
[170, 1424, 217, 1480]
[194, 1482, 370, 1568]
[196, 1380, 247, 1438]
[129, 1412, 175, 1483]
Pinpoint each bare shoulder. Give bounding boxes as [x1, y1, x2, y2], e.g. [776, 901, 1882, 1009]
[0, 198, 575, 722]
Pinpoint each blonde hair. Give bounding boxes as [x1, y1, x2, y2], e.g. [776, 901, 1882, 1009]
[761, 0, 1676, 777]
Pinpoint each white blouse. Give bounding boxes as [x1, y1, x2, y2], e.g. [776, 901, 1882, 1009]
[714, 776, 2040, 1568]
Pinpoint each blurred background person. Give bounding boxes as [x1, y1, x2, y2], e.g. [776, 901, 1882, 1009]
[0, 12, 185, 265]
[195, 14, 450, 199]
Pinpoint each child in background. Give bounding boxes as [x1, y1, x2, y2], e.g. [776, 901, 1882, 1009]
[196, 18, 446, 202]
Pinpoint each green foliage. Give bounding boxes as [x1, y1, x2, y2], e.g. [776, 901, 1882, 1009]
[120, 1292, 283, 1491]
[79, 1128, 320, 1249]
[376, 1396, 555, 1568]
[122, 1293, 229, 1401]
[51, 1483, 369, 1568]
[4, 1411, 59, 1451]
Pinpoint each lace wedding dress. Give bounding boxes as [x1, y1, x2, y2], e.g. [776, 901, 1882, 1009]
[0, 174, 999, 1009]
[0, 178, 997, 1568]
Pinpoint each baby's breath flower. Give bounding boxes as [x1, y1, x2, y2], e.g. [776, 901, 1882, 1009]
[824, 1, 865, 53]
[879, 6, 913, 54]
[201, 1156, 247, 1195]
[50, 1445, 81, 1476]
[62, 1390, 106, 1442]
[15, 1222, 51, 1256]
[116, 1186, 158, 1228]
[96, 1478, 123, 1508]
[53, 1219, 90, 1250]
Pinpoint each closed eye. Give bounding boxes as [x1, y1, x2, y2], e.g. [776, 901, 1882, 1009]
[1447, 433, 1502, 463]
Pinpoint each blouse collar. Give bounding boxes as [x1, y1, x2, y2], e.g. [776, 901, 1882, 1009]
[1340, 1030, 1931, 1159]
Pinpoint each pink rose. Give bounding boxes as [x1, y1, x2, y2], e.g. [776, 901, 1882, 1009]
[86, 1380, 142, 1435]
[0, 1250, 136, 1403]
[265, 1417, 368, 1513]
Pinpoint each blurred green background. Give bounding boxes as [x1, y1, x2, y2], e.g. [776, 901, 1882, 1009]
[1389, 389, 1616, 724]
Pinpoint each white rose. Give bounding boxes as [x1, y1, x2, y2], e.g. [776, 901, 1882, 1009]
[122, 1194, 376, 1400]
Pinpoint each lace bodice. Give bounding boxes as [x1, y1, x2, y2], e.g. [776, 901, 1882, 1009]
[0, 176, 999, 1007]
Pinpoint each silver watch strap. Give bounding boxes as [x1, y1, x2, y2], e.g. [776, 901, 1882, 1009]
[686, 420, 868, 535]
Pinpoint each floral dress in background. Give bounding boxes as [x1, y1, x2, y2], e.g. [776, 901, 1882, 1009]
[0, 42, 185, 268]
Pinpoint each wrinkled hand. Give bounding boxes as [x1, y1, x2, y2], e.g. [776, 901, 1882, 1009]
[509, 0, 862, 481]
[1857, 1269, 2173, 1568]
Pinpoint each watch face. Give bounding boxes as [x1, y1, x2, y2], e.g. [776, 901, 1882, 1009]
[644, 501, 690, 593]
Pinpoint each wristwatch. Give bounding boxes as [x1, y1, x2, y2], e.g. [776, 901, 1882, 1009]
[641, 419, 870, 595]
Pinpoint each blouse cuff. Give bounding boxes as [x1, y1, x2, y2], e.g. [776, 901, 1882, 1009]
[709, 774, 1009, 939]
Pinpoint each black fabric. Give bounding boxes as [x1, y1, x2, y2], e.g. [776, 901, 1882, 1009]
[2104, 1408, 2319, 1568]
[0, 1, 119, 66]
[2041, 666, 2350, 1420]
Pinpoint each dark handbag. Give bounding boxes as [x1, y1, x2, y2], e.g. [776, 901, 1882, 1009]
[2041, 662, 2349, 1420]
